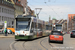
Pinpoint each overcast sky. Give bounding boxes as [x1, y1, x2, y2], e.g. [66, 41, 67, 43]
[27, 0, 75, 21]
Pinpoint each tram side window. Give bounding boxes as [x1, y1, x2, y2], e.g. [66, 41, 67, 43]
[30, 22, 36, 33]
[49, 26, 52, 30]
[38, 23, 42, 31]
[42, 24, 45, 31]
[46, 25, 49, 30]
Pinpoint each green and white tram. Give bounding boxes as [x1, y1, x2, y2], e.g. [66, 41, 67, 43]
[15, 15, 49, 39]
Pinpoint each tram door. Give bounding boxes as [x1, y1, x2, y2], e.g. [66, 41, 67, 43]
[30, 22, 37, 37]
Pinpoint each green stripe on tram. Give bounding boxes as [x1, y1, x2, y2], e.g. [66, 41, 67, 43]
[15, 35, 33, 39]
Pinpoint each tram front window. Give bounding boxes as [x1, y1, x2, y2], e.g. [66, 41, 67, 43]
[16, 21, 30, 31]
[56, 26, 62, 30]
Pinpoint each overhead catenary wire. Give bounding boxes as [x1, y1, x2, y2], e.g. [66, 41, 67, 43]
[28, 0, 51, 17]
[30, 0, 61, 19]
[35, 0, 65, 19]
[45, 0, 68, 19]
[28, 2, 49, 17]
[27, 2, 36, 7]
[44, 2, 60, 18]
[28, 0, 64, 20]
[32, 0, 44, 3]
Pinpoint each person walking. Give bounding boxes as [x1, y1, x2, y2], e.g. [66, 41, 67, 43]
[4, 28, 7, 36]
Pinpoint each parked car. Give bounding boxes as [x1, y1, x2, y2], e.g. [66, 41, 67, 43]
[1, 28, 15, 34]
[7, 29, 12, 34]
[49, 31, 63, 44]
[70, 30, 75, 38]
[7, 28, 15, 34]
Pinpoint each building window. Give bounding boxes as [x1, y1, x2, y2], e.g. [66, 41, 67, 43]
[8, 10, 9, 14]
[2, 16, 3, 21]
[5, 9, 6, 13]
[3, 8, 5, 13]
[3, 17, 4, 21]
[0, 7, 1, 12]
[2, 8, 3, 12]
[12, 21, 14, 25]
[7, 9, 8, 14]
[4, 17, 5, 21]
[74, 16, 75, 19]
[0, 16, 1, 21]
[6, 9, 7, 13]
[12, 11, 14, 15]
[10, 10, 11, 14]
[8, 17, 9, 21]
[11, 10, 14, 15]
[7, 0, 11, 2]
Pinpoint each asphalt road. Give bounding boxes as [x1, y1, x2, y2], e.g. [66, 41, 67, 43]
[10, 37, 52, 50]
[0, 34, 75, 50]
[0, 38, 15, 50]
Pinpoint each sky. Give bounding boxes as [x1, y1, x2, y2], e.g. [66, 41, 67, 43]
[27, 0, 75, 21]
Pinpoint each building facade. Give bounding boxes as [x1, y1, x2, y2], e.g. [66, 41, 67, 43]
[62, 20, 67, 32]
[0, 0, 15, 29]
[15, 2, 23, 17]
[49, 17, 59, 24]
[68, 14, 75, 31]
[10, 0, 23, 17]
[20, 0, 27, 13]
[20, 0, 35, 16]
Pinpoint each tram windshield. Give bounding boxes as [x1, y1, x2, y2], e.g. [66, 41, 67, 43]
[16, 18, 31, 31]
[56, 25, 62, 29]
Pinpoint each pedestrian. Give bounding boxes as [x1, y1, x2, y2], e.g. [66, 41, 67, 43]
[4, 28, 7, 36]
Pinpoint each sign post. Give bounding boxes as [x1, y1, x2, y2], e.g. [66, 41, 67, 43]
[4, 21, 7, 29]
[4, 21, 7, 35]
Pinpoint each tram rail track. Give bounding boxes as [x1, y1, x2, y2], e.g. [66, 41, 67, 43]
[10, 37, 61, 50]
[40, 37, 61, 50]
[23, 41, 26, 50]
[10, 40, 26, 50]
[40, 38, 48, 50]
[10, 41, 17, 50]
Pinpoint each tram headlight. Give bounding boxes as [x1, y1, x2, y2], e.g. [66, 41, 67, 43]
[25, 34, 26, 36]
[16, 32, 18, 35]
[17, 34, 18, 35]
[25, 33, 29, 36]
[23, 31, 24, 33]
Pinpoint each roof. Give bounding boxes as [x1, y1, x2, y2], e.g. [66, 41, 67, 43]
[56, 24, 62, 25]
[52, 17, 56, 20]
[16, 15, 35, 18]
[0, 0, 15, 9]
[15, 2, 23, 7]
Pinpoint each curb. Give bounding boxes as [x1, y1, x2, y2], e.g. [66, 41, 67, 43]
[0, 36, 14, 38]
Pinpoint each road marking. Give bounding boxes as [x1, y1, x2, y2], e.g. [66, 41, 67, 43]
[49, 43, 61, 50]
